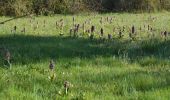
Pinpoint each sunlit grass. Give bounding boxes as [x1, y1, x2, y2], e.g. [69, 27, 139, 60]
[0, 13, 170, 99]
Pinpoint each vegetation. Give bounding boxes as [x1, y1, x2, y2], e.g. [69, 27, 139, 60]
[1, 0, 170, 16]
[0, 13, 170, 99]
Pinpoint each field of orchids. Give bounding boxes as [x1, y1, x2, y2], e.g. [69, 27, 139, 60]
[0, 12, 170, 100]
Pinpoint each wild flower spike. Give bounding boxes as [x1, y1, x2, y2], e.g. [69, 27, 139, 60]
[164, 31, 168, 37]
[100, 28, 104, 36]
[91, 25, 95, 33]
[132, 25, 135, 34]
[64, 81, 70, 95]
[4, 49, 11, 68]
[73, 17, 75, 26]
[108, 34, 112, 40]
[14, 26, 17, 31]
[64, 81, 70, 88]
[5, 49, 10, 61]
[49, 60, 55, 70]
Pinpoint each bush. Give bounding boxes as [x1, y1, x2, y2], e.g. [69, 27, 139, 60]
[0, 0, 33, 16]
[0, 0, 170, 16]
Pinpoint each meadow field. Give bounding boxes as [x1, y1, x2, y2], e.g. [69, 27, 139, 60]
[0, 13, 170, 100]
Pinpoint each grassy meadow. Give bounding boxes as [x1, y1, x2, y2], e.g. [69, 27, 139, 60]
[0, 13, 170, 100]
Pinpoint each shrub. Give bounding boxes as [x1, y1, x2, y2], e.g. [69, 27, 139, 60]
[0, 0, 170, 16]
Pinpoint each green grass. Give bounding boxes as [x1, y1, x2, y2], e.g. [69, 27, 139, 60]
[0, 13, 170, 100]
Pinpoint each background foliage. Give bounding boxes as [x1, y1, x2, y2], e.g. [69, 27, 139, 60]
[0, 0, 170, 16]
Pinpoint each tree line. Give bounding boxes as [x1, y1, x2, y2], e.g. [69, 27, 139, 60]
[0, 0, 170, 16]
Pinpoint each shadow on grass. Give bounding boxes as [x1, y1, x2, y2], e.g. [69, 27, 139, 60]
[0, 34, 170, 65]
